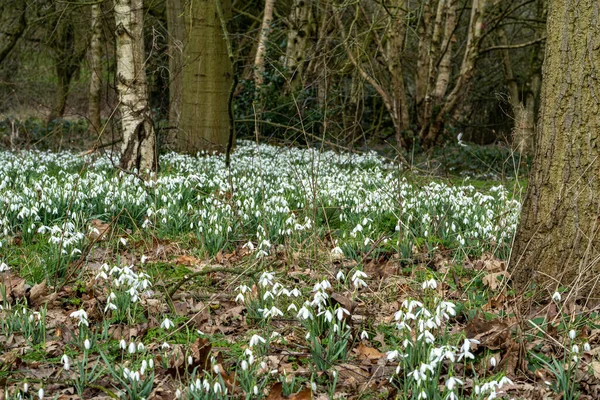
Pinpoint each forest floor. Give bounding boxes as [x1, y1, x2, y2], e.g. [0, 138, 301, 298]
[0, 141, 597, 400]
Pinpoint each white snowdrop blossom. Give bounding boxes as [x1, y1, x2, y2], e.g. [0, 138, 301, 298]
[70, 309, 89, 326]
[161, 318, 175, 330]
[249, 334, 266, 347]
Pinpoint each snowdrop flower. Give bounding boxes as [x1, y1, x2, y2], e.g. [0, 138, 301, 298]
[249, 334, 266, 347]
[584, 342, 591, 352]
[258, 272, 274, 287]
[387, 350, 399, 360]
[552, 292, 561, 302]
[489, 356, 497, 368]
[336, 270, 345, 281]
[137, 342, 145, 351]
[161, 342, 171, 349]
[446, 376, 463, 391]
[120, 339, 127, 350]
[569, 329, 577, 340]
[161, 318, 175, 330]
[335, 307, 350, 321]
[61, 354, 70, 371]
[175, 389, 182, 398]
[360, 330, 369, 340]
[458, 338, 478, 361]
[422, 279, 437, 290]
[69, 309, 89, 326]
[351, 270, 368, 288]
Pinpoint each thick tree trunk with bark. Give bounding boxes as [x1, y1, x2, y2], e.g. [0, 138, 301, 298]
[114, 0, 157, 172]
[177, 0, 233, 153]
[166, 0, 185, 149]
[284, 0, 312, 90]
[88, 3, 103, 136]
[48, 20, 84, 123]
[386, 0, 410, 147]
[510, 0, 600, 296]
[0, 2, 26, 66]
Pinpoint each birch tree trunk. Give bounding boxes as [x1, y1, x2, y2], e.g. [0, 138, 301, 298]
[510, 0, 600, 296]
[254, 0, 276, 91]
[114, 0, 157, 172]
[88, 3, 103, 136]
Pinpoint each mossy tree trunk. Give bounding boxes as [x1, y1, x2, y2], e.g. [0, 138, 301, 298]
[510, 0, 600, 296]
[114, 0, 157, 172]
[177, 0, 233, 154]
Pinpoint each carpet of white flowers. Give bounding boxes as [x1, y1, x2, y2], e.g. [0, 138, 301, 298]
[0, 141, 520, 262]
[0, 142, 550, 400]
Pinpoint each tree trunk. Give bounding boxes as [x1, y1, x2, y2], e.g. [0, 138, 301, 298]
[177, 0, 233, 153]
[0, 2, 26, 66]
[420, 0, 488, 148]
[386, 0, 410, 147]
[499, 28, 537, 156]
[510, 0, 600, 296]
[166, 0, 185, 150]
[48, 20, 78, 123]
[284, 0, 312, 91]
[114, 0, 157, 172]
[254, 0, 276, 91]
[88, 3, 103, 136]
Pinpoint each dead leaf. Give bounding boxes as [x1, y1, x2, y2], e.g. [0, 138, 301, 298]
[591, 361, 600, 379]
[482, 271, 508, 291]
[266, 383, 312, 400]
[354, 343, 385, 362]
[175, 255, 200, 266]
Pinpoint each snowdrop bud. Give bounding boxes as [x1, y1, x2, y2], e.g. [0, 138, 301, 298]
[84, 339, 91, 350]
[120, 339, 127, 350]
[552, 292, 561, 302]
[128, 342, 136, 354]
[24, 383, 28, 393]
[569, 330, 577, 340]
[38, 388, 44, 399]
[489, 356, 497, 368]
[584, 342, 591, 352]
[311, 382, 317, 392]
[188, 356, 193, 365]
[175, 389, 182, 398]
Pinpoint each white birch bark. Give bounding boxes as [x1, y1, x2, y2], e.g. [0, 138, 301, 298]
[114, 0, 157, 172]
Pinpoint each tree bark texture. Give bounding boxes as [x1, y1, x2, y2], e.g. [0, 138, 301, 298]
[88, 3, 103, 136]
[254, 0, 276, 91]
[166, 0, 185, 149]
[177, 0, 233, 153]
[0, 2, 26, 66]
[284, 0, 312, 90]
[114, 0, 157, 172]
[510, 0, 600, 296]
